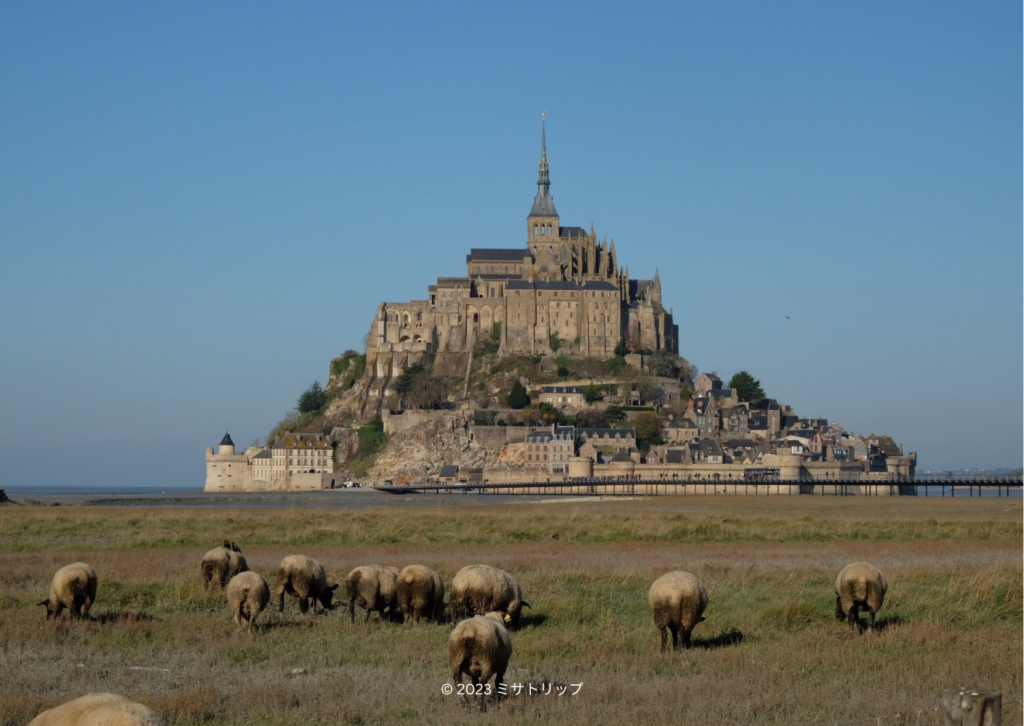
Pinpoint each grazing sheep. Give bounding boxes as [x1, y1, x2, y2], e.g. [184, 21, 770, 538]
[28, 693, 164, 726]
[397, 565, 446, 625]
[448, 612, 513, 694]
[449, 565, 530, 628]
[835, 562, 887, 633]
[200, 542, 248, 589]
[345, 565, 400, 623]
[38, 562, 98, 621]
[226, 571, 271, 631]
[648, 570, 708, 651]
[274, 555, 337, 614]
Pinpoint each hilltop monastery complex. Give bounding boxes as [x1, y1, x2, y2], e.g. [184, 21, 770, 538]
[205, 124, 916, 493]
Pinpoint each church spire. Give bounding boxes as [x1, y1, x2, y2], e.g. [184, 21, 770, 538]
[528, 111, 558, 222]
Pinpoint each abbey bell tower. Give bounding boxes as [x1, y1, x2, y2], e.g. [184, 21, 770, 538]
[527, 113, 559, 245]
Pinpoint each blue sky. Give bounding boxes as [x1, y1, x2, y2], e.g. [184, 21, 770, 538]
[1, 2, 1020, 488]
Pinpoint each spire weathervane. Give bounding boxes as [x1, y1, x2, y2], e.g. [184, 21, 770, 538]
[538, 111, 550, 187]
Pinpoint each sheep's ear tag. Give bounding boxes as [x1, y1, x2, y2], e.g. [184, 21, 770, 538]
[504, 614, 512, 623]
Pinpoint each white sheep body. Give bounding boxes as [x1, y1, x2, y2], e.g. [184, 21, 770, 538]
[274, 555, 337, 614]
[448, 612, 513, 690]
[41, 563, 98, 620]
[396, 565, 446, 624]
[226, 571, 271, 631]
[345, 565, 400, 623]
[200, 546, 248, 589]
[835, 562, 887, 633]
[449, 565, 528, 627]
[28, 693, 164, 726]
[648, 570, 707, 651]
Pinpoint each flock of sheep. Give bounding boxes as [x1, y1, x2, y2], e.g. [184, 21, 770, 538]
[29, 541, 889, 724]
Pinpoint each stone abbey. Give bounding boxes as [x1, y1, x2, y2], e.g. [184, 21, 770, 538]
[366, 121, 678, 372]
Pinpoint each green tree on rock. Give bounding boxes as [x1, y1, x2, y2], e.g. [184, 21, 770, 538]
[297, 380, 327, 415]
[634, 411, 663, 441]
[507, 379, 530, 409]
[729, 371, 765, 404]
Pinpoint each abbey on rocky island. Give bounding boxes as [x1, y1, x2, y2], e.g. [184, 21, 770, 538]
[366, 121, 678, 371]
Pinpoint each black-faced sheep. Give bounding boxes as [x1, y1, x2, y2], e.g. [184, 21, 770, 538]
[200, 543, 248, 588]
[38, 562, 98, 621]
[27, 693, 164, 726]
[449, 565, 530, 628]
[345, 565, 400, 623]
[226, 571, 271, 631]
[448, 612, 513, 693]
[396, 564, 446, 625]
[274, 555, 337, 614]
[648, 570, 707, 651]
[835, 562, 887, 633]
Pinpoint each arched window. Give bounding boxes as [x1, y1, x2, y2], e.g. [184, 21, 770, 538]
[473, 313, 479, 323]
[548, 224, 553, 236]
[416, 312, 422, 322]
[403, 313, 410, 325]
[534, 224, 538, 236]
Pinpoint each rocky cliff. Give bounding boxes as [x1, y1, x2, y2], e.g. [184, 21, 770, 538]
[368, 411, 494, 485]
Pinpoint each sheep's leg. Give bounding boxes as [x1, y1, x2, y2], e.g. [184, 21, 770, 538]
[849, 605, 861, 633]
[867, 609, 876, 633]
[81, 595, 93, 619]
[670, 624, 680, 651]
[660, 627, 668, 653]
[681, 627, 693, 649]
[299, 597, 309, 615]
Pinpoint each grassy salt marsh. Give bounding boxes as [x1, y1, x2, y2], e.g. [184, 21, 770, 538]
[1, 496, 1020, 725]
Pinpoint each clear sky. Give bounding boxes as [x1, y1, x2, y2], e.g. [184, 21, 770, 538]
[1, 2, 1020, 488]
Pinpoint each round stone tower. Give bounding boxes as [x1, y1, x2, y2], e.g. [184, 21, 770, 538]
[218, 432, 236, 456]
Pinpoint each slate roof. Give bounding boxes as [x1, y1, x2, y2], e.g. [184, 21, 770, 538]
[527, 425, 575, 443]
[529, 188, 558, 217]
[578, 428, 636, 439]
[666, 448, 688, 464]
[506, 280, 617, 292]
[699, 439, 723, 457]
[610, 450, 635, 463]
[722, 439, 757, 450]
[220, 433, 234, 447]
[252, 449, 272, 459]
[630, 279, 655, 298]
[439, 465, 459, 478]
[709, 389, 733, 398]
[559, 226, 587, 238]
[665, 417, 698, 428]
[539, 386, 583, 394]
[467, 249, 530, 262]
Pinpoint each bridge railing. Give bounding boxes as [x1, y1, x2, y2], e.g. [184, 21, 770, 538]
[375, 477, 1023, 497]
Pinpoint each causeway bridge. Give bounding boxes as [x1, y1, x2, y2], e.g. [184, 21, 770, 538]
[376, 476, 1022, 498]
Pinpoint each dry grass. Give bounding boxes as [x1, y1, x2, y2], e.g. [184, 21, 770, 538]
[0, 497, 1020, 725]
